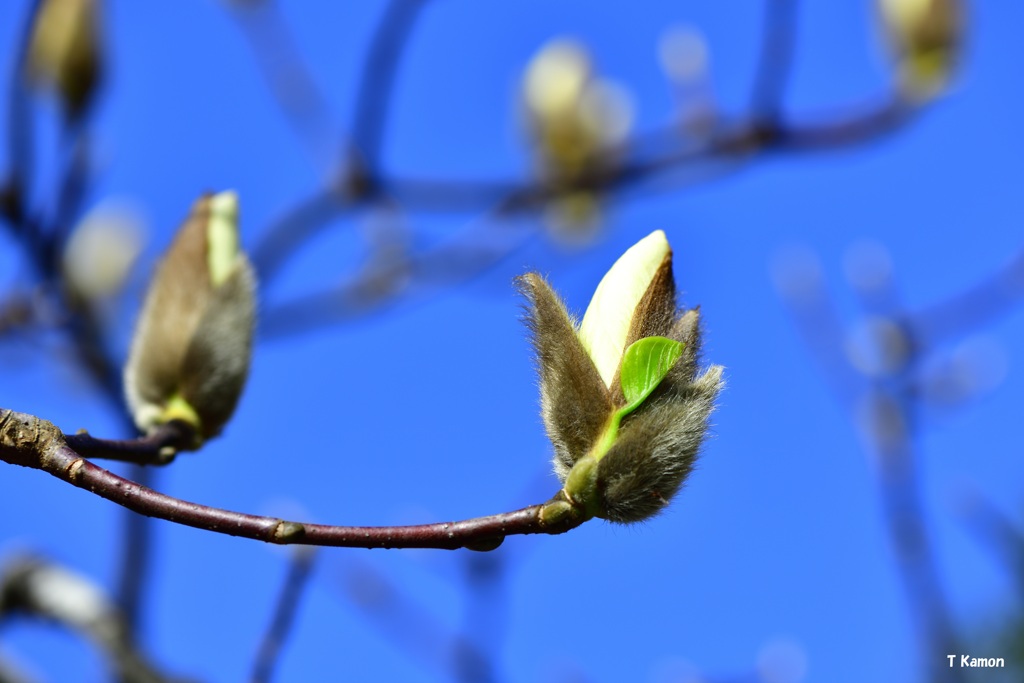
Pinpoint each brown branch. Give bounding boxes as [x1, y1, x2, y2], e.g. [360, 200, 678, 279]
[0, 409, 587, 551]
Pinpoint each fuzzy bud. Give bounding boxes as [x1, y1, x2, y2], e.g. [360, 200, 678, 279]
[520, 230, 723, 523]
[877, 0, 963, 99]
[521, 39, 633, 241]
[124, 192, 256, 443]
[26, 0, 103, 119]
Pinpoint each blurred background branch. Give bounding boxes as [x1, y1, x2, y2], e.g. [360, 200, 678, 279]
[3, 0, 1020, 681]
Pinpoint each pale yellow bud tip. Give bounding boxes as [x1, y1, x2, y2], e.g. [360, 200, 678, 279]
[523, 40, 591, 119]
[877, 0, 961, 99]
[207, 191, 240, 286]
[879, 0, 930, 29]
[578, 230, 671, 387]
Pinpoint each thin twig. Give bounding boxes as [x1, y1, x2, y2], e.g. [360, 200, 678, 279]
[259, 98, 916, 338]
[909, 248, 1024, 351]
[457, 553, 505, 683]
[260, 204, 530, 338]
[62, 297, 159, 644]
[56, 287, 158, 651]
[2, 0, 158, 649]
[227, 2, 335, 172]
[116, 463, 154, 653]
[874, 426, 966, 683]
[250, 0, 433, 288]
[770, 252, 860, 409]
[778, 260, 969, 683]
[750, 0, 798, 127]
[336, 557, 496, 681]
[960, 495, 1024, 593]
[250, 189, 355, 287]
[2, 0, 44, 232]
[65, 421, 195, 466]
[249, 549, 317, 683]
[47, 125, 92, 248]
[370, 97, 915, 213]
[250, 91, 916, 337]
[349, 0, 432, 182]
[0, 409, 587, 551]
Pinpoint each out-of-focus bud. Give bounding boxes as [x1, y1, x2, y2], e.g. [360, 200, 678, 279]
[658, 26, 709, 86]
[61, 200, 145, 301]
[26, 0, 103, 119]
[0, 555, 117, 632]
[124, 192, 256, 444]
[658, 25, 716, 135]
[877, 0, 963, 99]
[521, 39, 633, 242]
[519, 230, 723, 523]
[844, 316, 911, 378]
[756, 638, 809, 683]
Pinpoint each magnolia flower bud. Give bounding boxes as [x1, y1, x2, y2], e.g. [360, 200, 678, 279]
[520, 230, 723, 523]
[61, 200, 145, 301]
[521, 39, 633, 241]
[26, 0, 103, 119]
[124, 192, 256, 443]
[877, 0, 963, 99]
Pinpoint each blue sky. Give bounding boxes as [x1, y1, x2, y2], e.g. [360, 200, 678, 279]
[2, 2, 1024, 682]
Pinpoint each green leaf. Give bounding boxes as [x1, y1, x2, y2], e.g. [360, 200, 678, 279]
[619, 336, 684, 417]
[589, 336, 685, 464]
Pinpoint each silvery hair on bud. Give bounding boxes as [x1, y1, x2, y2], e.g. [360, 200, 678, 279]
[124, 194, 256, 440]
[597, 352, 723, 523]
[519, 273, 724, 523]
[518, 273, 614, 480]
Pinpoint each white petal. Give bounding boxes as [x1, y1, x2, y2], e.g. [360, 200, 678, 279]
[579, 230, 671, 387]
